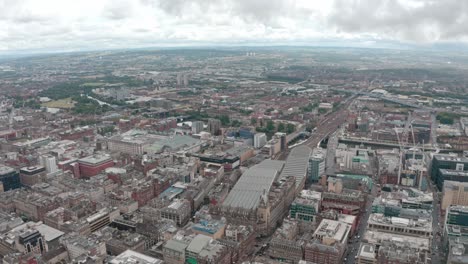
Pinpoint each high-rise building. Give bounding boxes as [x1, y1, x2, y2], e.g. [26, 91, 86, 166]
[183, 74, 189, 88]
[254, 133, 267, 148]
[0, 166, 21, 191]
[191, 121, 204, 134]
[207, 119, 221, 136]
[41, 155, 58, 174]
[309, 148, 326, 183]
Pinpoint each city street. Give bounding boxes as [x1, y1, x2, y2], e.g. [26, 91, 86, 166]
[428, 180, 445, 263]
[345, 185, 378, 264]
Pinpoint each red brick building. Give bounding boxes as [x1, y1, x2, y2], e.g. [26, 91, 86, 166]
[130, 183, 155, 207]
[76, 154, 114, 178]
[0, 129, 17, 140]
[59, 127, 94, 140]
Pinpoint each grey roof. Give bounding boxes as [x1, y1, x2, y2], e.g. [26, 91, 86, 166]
[34, 223, 64, 242]
[186, 234, 212, 254]
[164, 239, 189, 253]
[110, 250, 163, 264]
[222, 160, 284, 210]
[280, 145, 312, 189]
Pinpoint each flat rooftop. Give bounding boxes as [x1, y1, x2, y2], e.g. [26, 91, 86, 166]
[314, 219, 350, 244]
[358, 243, 376, 260]
[78, 154, 112, 165]
[110, 250, 163, 264]
[434, 154, 468, 163]
[0, 166, 15, 175]
[363, 230, 430, 250]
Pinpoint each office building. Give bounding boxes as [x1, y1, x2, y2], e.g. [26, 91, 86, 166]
[192, 121, 204, 134]
[159, 199, 192, 227]
[290, 190, 321, 223]
[19, 166, 46, 187]
[86, 208, 120, 233]
[207, 118, 222, 136]
[431, 154, 468, 190]
[163, 234, 231, 264]
[447, 238, 468, 264]
[40, 155, 58, 174]
[442, 180, 468, 211]
[0, 166, 21, 191]
[367, 212, 432, 240]
[304, 219, 351, 264]
[309, 148, 326, 183]
[445, 206, 468, 264]
[254, 133, 267, 149]
[110, 250, 163, 264]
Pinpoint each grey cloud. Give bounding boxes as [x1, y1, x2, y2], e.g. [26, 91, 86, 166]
[149, 0, 309, 26]
[103, 0, 135, 20]
[328, 0, 468, 42]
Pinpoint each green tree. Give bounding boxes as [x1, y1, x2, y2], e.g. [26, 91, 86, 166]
[286, 123, 296, 134]
[219, 115, 230, 126]
[251, 118, 257, 125]
[231, 120, 242, 127]
[277, 123, 285, 132]
[266, 120, 275, 132]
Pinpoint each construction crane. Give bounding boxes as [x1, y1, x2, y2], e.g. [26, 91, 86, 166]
[394, 127, 404, 185]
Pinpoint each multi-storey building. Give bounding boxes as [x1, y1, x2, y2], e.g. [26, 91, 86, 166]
[309, 148, 326, 183]
[0, 166, 21, 191]
[254, 133, 267, 148]
[304, 219, 351, 264]
[290, 190, 321, 223]
[19, 166, 46, 187]
[192, 121, 204, 134]
[431, 154, 468, 190]
[212, 159, 297, 236]
[159, 199, 191, 227]
[442, 180, 468, 211]
[357, 230, 431, 264]
[367, 212, 432, 240]
[86, 208, 120, 233]
[267, 219, 304, 263]
[163, 234, 231, 264]
[207, 118, 221, 136]
[75, 154, 114, 178]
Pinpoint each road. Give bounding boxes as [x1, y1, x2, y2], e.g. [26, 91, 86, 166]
[430, 112, 438, 147]
[427, 180, 445, 263]
[344, 185, 378, 264]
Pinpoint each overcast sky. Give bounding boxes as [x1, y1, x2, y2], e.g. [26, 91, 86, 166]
[1, 0, 467, 53]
